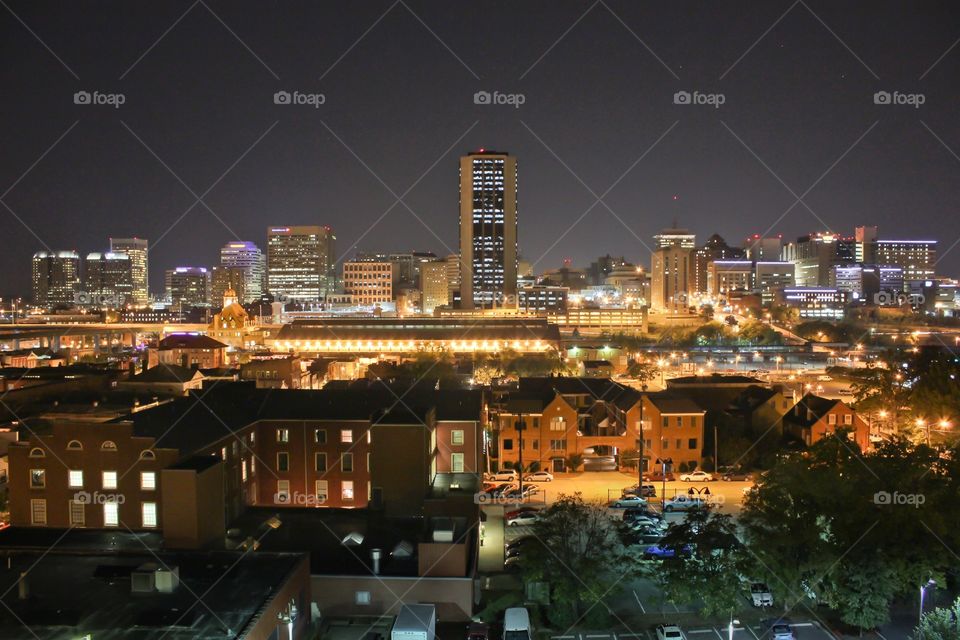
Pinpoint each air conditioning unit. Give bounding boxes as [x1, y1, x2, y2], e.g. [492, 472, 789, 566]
[155, 566, 180, 593]
[131, 564, 157, 593]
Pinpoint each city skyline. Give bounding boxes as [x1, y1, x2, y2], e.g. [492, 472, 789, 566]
[3, 1, 960, 298]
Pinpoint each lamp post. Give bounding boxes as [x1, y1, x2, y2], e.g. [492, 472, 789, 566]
[916, 418, 928, 446]
[919, 579, 937, 631]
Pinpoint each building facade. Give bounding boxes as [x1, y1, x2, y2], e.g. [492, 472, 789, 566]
[651, 246, 692, 312]
[343, 261, 393, 306]
[707, 260, 753, 298]
[31, 251, 81, 307]
[874, 240, 937, 285]
[84, 251, 134, 308]
[459, 151, 518, 309]
[109, 237, 149, 305]
[420, 260, 449, 314]
[754, 261, 795, 304]
[267, 225, 336, 302]
[165, 267, 210, 309]
[219, 240, 265, 302]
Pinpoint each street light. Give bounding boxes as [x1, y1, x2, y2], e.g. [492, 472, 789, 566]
[919, 579, 937, 630]
[916, 417, 928, 446]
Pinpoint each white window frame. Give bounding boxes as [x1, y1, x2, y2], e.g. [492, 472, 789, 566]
[69, 500, 85, 526]
[102, 470, 118, 490]
[340, 429, 353, 443]
[142, 502, 158, 528]
[140, 471, 156, 490]
[103, 501, 119, 527]
[355, 590, 371, 605]
[315, 480, 328, 503]
[30, 499, 47, 525]
[451, 452, 465, 473]
[68, 470, 84, 489]
[451, 429, 464, 445]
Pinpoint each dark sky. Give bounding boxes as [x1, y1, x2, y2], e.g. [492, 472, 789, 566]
[2, 0, 960, 298]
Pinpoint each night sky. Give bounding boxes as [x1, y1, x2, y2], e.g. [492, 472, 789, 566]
[2, 1, 960, 298]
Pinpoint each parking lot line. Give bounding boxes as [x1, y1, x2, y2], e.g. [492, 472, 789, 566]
[633, 590, 646, 614]
[746, 625, 761, 640]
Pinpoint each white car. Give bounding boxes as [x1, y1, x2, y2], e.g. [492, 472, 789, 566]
[818, 375, 833, 381]
[491, 470, 519, 482]
[609, 495, 647, 509]
[656, 624, 686, 640]
[750, 582, 773, 607]
[663, 495, 709, 513]
[506, 511, 540, 526]
[679, 470, 714, 482]
[522, 471, 554, 482]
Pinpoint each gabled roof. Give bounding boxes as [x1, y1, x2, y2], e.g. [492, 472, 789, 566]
[782, 393, 843, 428]
[157, 334, 228, 351]
[516, 377, 643, 411]
[729, 385, 781, 413]
[130, 365, 203, 384]
[646, 392, 705, 414]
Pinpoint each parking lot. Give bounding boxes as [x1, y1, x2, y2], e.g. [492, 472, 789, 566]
[548, 622, 835, 640]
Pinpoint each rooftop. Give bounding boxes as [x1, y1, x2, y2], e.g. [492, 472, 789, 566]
[274, 317, 560, 343]
[158, 334, 228, 350]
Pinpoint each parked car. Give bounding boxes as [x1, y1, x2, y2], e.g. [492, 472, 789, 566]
[609, 495, 648, 509]
[628, 517, 667, 531]
[750, 582, 774, 607]
[721, 469, 752, 481]
[523, 471, 554, 482]
[622, 484, 657, 498]
[506, 511, 540, 526]
[643, 470, 675, 482]
[663, 495, 709, 512]
[770, 623, 794, 640]
[504, 507, 539, 520]
[817, 375, 833, 381]
[656, 625, 686, 640]
[503, 607, 533, 640]
[467, 622, 490, 640]
[644, 544, 693, 560]
[502, 486, 539, 501]
[491, 470, 519, 482]
[503, 554, 524, 571]
[680, 470, 714, 482]
[583, 455, 618, 471]
[505, 535, 535, 552]
[623, 507, 663, 522]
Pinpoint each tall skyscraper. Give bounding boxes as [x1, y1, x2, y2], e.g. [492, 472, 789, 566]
[444, 253, 460, 305]
[651, 226, 694, 312]
[266, 226, 336, 302]
[211, 265, 250, 310]
[874, 239, 937, 285]
[165, 267, 210, 309]
[31, 251, 81, 307]
[84, 251, 134, 307]
[459, 150, 518, 309]
[782, 232, 856, 287]
[219, 240, 265, 302]
[109, 237, 149, 305]
[654, 225, 696, 250]
[419, 260, 449, 314]
[693, 234, 745, 294]
[854, 226, 878, 263]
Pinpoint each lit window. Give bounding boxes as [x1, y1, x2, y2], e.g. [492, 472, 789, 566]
[101, 441, 117, 451]
[277, 428, 289, 443]
[355, 591, 371, 605]
[315, 480, 328, 503]
[30, 469, 46, 488]
[342, 480, 355, 500]
[241, 460, 248, 481]
[340, 429, 352, 443]
[276, 480, 290, 503]
[68, 470, 84, 489]
[103, 501, 119, 527]
[250, 457, 256, 474]
[451, 430, 464, 445]
[142, 502, 157, 528]
[550, 417, 565, 431]
[221, 447, 227, 460]
[30, 499, 47, 525]
[452, 453, 465, 473]
[69, 500, 85, 526]
[102, 471, 117, 489]
[140, 471, 156, 490]
[67, 440, 83, 451]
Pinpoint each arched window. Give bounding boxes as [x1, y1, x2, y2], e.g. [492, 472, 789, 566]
[29, 447, 45, 458]
[101, 441, 118, 451]
[67, 440, 83, 451]
[139, 450, 156, 460]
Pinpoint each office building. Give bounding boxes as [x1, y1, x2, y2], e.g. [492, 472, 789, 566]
[84, 251, 134, 308]
[31, 250, 81, 307]
[694, 234, 746, 294]
[654, 225, 696, 250]
[343, 260, 393, 306]
[518, 285, 568, 312]
[444, 254, 460, 305]
[651, 226, 694, 312]
[420, 260, 449, 314]
[743, 234, 782, 261]
[267, 225, 336, 302]
[831, 264, 881, 302]
[109, 237, 149, 305]
[754, 261, 796, 303]
[874, 240, 937, 285]
[707, 260, 753, 297]
[219, 240, 265, 302]
[459, 150, 518, 308]
[854, 226, 878, 263]
[878, 265, 904, 294]
[165, 267, 210, 309]
[782, 232, 856, 287]
[777, 287, 847, 320]
[211, 265, 249, 310]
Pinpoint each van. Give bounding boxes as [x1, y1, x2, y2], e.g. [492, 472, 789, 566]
[503, 607, 532, 640]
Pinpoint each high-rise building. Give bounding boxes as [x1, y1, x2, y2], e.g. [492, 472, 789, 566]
[874, 240, 937, 285]
[84, 251, 134, 307]
[343, 260, 393, 306]
[267, 226, 336, 302]
[31, 251, 80, 307]
[219, 241, 264, 303]
[165, 267, 210, 309]
[743, 235, 782, 261]
[693, 234, 746, 294]
[459, 150, 518, 308]
[854, 226, 878, 263]
[754, 262, 795, 304]
[707, 260, 753, 297]
[782, 233, 855, 287]
[651, 226, 694, 312]
[654, 226, 696, 250]
[444, 254, 460, 305]
[211, 265, 250, 310]
[419, 260, 449, 314]
[109, 237, 149, 305]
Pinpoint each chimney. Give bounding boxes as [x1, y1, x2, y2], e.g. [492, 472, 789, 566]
[17, 572, 28, 600]
[371, 548, 382, 575]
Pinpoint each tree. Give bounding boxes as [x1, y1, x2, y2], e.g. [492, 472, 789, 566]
[656, 508, 746, 617]
[564, 453, 584, 472]
[738, 320, 783, 346]
[521, 494, 634, 627]
[913, 596, 960, 640]
[626, 359, 660, 388]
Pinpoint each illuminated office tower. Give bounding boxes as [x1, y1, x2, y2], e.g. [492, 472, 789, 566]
[165, 267, 210, 308]
[109, 237, 149, 305]
[219, 240, 265, 303]
[31, 251, 81, 307]
[267, 226, 336, 302]
[84, 251, 134, 307]
[874, 240, 937, 285]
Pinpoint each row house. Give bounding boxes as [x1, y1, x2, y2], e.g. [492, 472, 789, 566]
[779, 393, 871, 451]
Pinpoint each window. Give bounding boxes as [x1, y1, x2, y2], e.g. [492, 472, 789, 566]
[342, 480, 355, 500]
[315, 480, 328, 502]
[277, 452, 289, 472]
[691, 416, 698, 428]
[277, 428, 289, 443]
[139, 450, 156, 460]
[101, 441, 117, 451]
[451, 453, 465, 473]
[314, 428, 326, 444]
[550, 439, 566, 451]
[532, 439, 539, 450]
[340, 429, 353, 443]
[30, 499, 46, 525]
[241, 460, 248, 481]
[30, 469, 46, 488]
[67, 440, 83, 451]
[315, 452, 327, 472]
[276, 480, 290, 503]
[221, 447, 227, 460]
[688, 438, 698, 449]
[249, 432, 256, 444]
[342, 453, 354, 472]
[69, 500, 85, 526]
[676, 439, 682, 449]
[843, 414, 853, 425]
[662, 438, 669, 450]
[250, 457, 256, 474]
[662, 417, 669, 428]
[29, 448, 45, 458]
[533, 417, 540, 428]
[366, 430, 371, 444]
[142, 502, 157, 528]
[355, 591, 371, 605]
[68, 470, 84, 489]
[367, 452, 371, 471]
[103, 502, 119, 527]
[503, 439, 513, 450]
[232, 441, 239, 456]
[100, 471, 117, 490]
[451, 430, 464, 445]
[828, 414, 837, 425]
[644, 438, 652, 450]
[676, 417, 682, 426]
[141, 471, 156, 490]
[550, 417, 565, 431]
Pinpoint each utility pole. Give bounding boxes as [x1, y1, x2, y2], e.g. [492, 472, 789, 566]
[637, 394, 645, 489]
